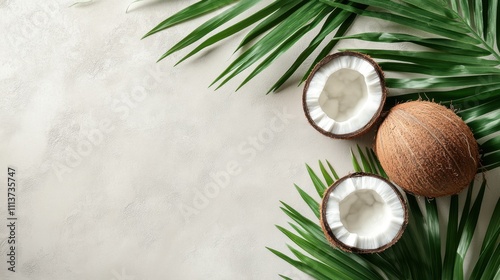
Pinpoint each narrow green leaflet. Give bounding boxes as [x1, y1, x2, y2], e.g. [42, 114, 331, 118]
[143, 0, 237, 38]
[236, 8, 331, 90]
[356, 145, 373, 173]
[378, 63, 500, 76]
[480, 199, 500, 252]
[369, 149, 387, 178]
[268, 247, 329, 279]
[306, 164, 327, 197]
[484, 0, 499, 46]
[458, 0, 471, 24]
[269, 8, 356, 92]
[426, 198, 442, 278]
[175, 0, 287, 65]
[470, 226, 500, 279]
[326, 0, 465, 31]
[479, 246, 500, 280]
[346, 49, 497, 66]
[385, 75, 500, 90]
[326, 160, 339, 180]
[338, 33, 489, 56]
[481, 151, 500, 171]
[299, 11, 357, 85]
[157, 0, 260, 61]
[386, 84, 500, 106]
[398, 0, 457, 19]
[350, 149, 362, 172]
[453, 180, 487, 279]
[459, 97, 500, 121]
[467, 114, 500, 139]
[211, 1, 328, 89]
[321, 0, 480, 44]
[236, 0, 304, 50]
[294, 184, 320, 218]
[318, 161, 334, 186]
[442, 195, 459, 279]
[473, 0, 484, 36]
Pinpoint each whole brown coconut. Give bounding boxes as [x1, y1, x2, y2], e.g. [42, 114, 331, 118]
[375, 101, 480, 197]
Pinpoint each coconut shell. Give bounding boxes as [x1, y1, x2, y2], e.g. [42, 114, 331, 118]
[374, 101, 480, 197]
[320, 173, 408, 254]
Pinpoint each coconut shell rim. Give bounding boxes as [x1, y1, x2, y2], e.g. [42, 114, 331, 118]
[319, 172, 409, 254]
[303, 51, 387, 139]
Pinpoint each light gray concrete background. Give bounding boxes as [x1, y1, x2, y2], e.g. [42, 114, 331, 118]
[1, 1, 499, 279]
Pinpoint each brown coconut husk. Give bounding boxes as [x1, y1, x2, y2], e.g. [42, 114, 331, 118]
[374, 101, 480, 197]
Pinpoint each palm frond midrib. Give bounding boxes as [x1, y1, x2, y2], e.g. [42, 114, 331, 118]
[435, 0, 500, 62]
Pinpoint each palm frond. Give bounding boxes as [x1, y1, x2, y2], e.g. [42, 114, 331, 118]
[176, 0, 290, 65]
[155, 0, 261, 62]
[142, 0, 237, 38]
[209, 1, 328, 89]
[271, 147, 499, 279]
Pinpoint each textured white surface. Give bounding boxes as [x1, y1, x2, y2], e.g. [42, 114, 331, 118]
[1, 1, 499, 280]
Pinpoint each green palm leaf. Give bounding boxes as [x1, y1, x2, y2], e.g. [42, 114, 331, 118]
[210, 1, 328, 89]
[271, 148, 499, 279]
[141, 0, 237, 38]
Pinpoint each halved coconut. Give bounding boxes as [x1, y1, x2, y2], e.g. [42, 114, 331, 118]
[320, 173, 408, 253]
[303, 52, 386, 139]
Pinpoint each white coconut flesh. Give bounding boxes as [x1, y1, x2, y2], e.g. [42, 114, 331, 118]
[306, 55, 384, 135]
[324, 176, 406, 250]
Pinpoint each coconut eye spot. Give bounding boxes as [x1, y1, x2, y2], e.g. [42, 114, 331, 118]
[319, 69, 368, 122]
[339, 189, 390, 236]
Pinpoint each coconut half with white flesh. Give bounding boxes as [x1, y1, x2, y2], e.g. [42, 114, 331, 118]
[303, 52, 386, 139]
[320, 173, 408, 253]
